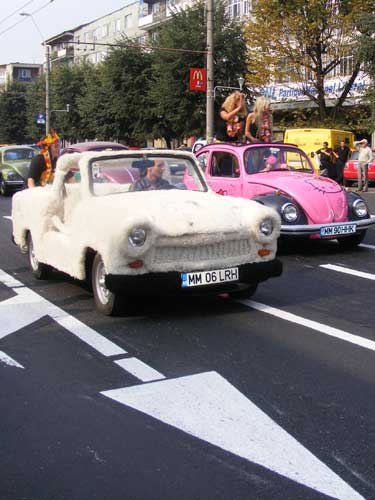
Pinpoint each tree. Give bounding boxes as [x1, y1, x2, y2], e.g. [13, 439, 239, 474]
[0, 82, 30, 144]
[148, 0, 248, 144]
[244, 0, 370, 122]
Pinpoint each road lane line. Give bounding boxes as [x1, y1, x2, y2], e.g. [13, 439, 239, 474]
[115, 357, 165, 382]
[0, 350, 24, 369]
[0, 268, 126, 357]
[2, 216, 11, 220]
[102, 371, 364, 500]
[320, 264, 375, 280]
[238, 299, 375, 352]
[359, 243, 375, 250]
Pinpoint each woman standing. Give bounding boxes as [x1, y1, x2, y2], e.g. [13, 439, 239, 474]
[245, 96, 273, 143]
[215, 91, 247, 142]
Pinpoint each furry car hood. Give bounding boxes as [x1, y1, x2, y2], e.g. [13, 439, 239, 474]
[80, 189, 279, 238]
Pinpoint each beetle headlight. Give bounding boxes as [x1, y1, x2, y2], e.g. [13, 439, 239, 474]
[5, 170, 22, 181]
[353, 199, 368, 218]
[259, 218, 274, 236]
[281, 202, 298, 222]
[128, 227, 147, 247]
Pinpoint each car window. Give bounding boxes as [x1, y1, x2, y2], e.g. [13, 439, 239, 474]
[89, 156, 207, 196]
[210, 152, 239, 178]
[244, 146, 313, 174]
[3, 148, 35, 161]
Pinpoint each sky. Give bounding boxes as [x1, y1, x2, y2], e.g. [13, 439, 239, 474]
[0, 0, 127, 64]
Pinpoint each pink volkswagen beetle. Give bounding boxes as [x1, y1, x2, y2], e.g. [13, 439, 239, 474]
[189, 142, 375, 249]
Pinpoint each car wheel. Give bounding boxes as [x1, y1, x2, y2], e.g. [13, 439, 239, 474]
[229, 283, 258, 300]
[0, 178, 9, 196]
[338, 230, 366, 250]
[92, 253, 122, 316]
[28, 233, 51, 279]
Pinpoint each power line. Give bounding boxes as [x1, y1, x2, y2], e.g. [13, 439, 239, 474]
[0, 0, 55, 39]
[0, 0, 35, 27]
[69, 40, 207, 55]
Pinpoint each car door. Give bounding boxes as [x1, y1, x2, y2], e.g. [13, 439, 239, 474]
[202, 150, 242, 197]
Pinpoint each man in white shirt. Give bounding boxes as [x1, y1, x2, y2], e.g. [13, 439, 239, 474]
[354, 139, 373, 192]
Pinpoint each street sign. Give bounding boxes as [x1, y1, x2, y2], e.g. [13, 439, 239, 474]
[189, 68, 207, 91]
[36, 112, 46, 125]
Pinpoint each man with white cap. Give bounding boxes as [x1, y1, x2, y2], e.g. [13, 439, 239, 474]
[354, 139, 372, 192]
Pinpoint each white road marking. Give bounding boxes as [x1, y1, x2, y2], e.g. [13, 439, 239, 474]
[102, 371, 364, 500]
[359, 243, 375, 250]
[115, 357, 165, 382]
[320, 263, 375, 280]
[0, 350, 24, 368]
[238, 299, 375, 352]
[3, 216, 11, 220]
[0, 268, 125, 357]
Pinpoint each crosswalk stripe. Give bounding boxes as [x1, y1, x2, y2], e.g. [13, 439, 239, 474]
[0, 350, 24, 368]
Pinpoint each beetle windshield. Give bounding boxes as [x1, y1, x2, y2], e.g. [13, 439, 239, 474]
[89, 155, 207, 196]
[244, 146, 314, 174]
[3, 148, 36, 161]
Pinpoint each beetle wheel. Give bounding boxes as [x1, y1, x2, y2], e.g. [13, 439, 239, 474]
[0, 178, 9, 196]
[338, 230, 366, 249]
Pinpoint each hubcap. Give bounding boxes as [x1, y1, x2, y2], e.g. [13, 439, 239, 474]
[95, 259, 111, 305]
[29, 239, 39, 271]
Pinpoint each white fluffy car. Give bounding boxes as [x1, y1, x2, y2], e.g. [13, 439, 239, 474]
[12, 150, 282, 315]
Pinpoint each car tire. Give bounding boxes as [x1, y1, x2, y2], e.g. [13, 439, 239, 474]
[0, 178, 9, 196]
[338, 230, 366, 249]
[229, 283, 258, 300]
[28, 233, 51, 279]
[92, 253, 122, 316]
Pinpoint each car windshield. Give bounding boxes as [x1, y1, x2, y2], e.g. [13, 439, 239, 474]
[244, 146, 313, 174]
[3, 148, 36, 161]
[89, 155, 207, 196]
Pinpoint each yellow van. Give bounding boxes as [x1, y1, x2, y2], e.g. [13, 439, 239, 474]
[284, 128, 355, 173]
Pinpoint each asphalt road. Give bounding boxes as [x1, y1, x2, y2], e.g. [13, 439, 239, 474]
[1, 192, 375, 500]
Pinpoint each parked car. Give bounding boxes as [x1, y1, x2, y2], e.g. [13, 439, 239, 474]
[190, 142, 375, 249]
[343, 150, 375, 187]
[12, 150, 282, 315]
[0, 145, 37, 196]
[60, 141, 128, 155]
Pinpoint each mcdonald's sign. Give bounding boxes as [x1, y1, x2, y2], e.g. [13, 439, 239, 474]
[189, 68, 207, 91]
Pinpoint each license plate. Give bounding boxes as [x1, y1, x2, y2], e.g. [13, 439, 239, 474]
[181, 267, 239, 288]
[320, 223, 356, 237]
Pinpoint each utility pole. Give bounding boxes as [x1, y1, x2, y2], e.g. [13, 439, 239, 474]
[45, 43, 51, 135]
[206, 0, 214, 143]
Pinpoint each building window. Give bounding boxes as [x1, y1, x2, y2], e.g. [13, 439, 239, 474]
[124, 14, 133, 28]
[243, 0, 249, 15]
[102, 24, 109, 37]
[114, 19, 121, 32]
[17, 68, 32, 81]
[228, 0, 240, 18]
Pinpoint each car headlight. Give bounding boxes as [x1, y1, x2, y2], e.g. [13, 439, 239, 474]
[5, 170, 22, 181]
[281, 202, 298, 222]
[128, 227, 147, 247]
[353, 199, 368, 218]
[259, 218, 274, 236]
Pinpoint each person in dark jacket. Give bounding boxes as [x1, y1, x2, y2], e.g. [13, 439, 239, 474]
[333, 140, 351, 184]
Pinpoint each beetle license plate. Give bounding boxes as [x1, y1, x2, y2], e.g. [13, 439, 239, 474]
[320, 223, 356, 237]
[181, 267, 239, 288]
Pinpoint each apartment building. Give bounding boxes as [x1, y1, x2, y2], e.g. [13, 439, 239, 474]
[0, 62, 42, 89]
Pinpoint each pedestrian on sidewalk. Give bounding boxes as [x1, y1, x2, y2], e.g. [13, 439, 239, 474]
[354, 139, 372, 192]
[333, 140, 351, 185]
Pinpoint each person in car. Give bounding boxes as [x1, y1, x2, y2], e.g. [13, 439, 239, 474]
[129, 159, 173, 191]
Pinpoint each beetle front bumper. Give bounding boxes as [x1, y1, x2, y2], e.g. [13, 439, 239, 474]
[105, 259, 283, 296]
[280, 215, 375, 236]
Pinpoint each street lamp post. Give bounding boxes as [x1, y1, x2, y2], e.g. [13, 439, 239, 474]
[20, 12, 50, 135]
[206, 0, 214, 144]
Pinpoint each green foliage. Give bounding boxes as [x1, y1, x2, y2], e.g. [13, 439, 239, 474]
[244, 0, 370, 122]
[0, 83, 30, 144]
